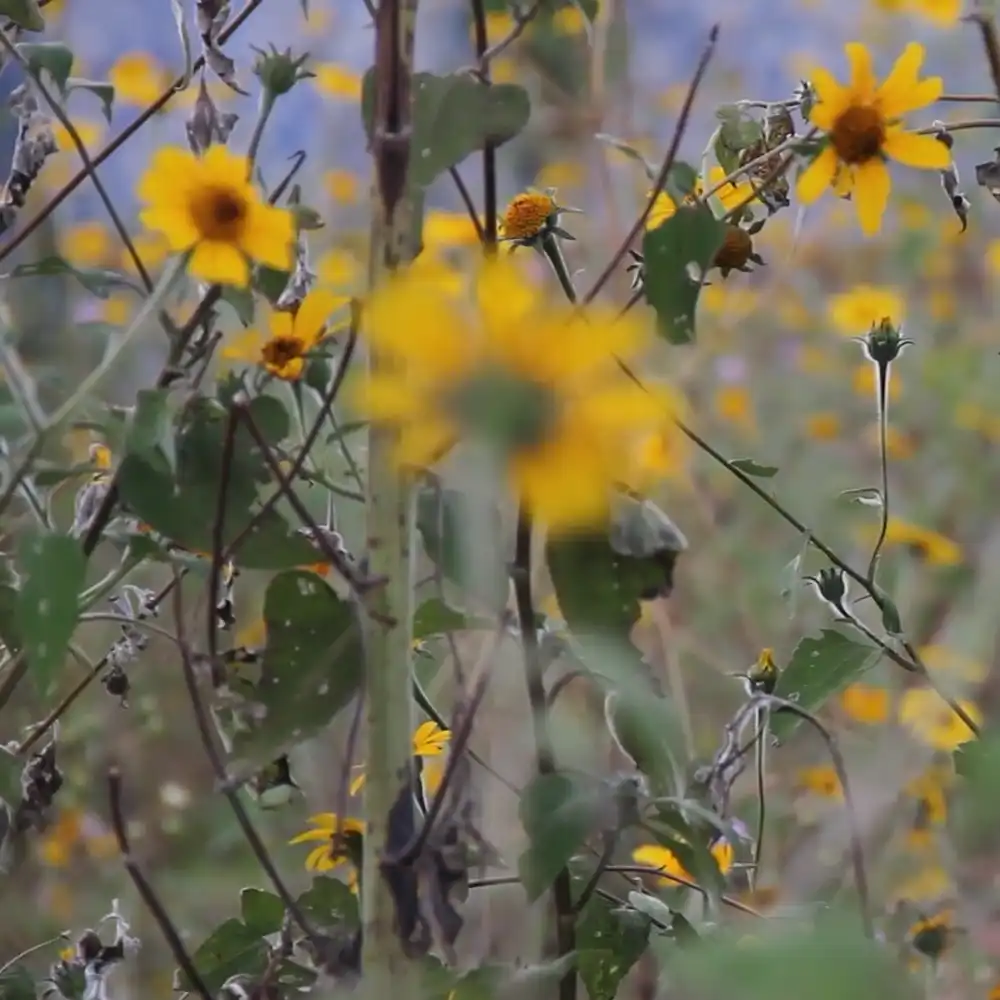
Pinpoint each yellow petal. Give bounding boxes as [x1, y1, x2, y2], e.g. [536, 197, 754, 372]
[878, 43, 941, 116]
[295, 288, 347, 344]
[269, 306, 294, 340]
[807, 66, 849, 129]
[242, 202, 295, 271]
[882, 128, 951, 169]
[189, 239, 249, 286]
[138, 148, 197, 205]
[288, 827, 332, 844]
[796, 145, 839, 204]
[201, 143, 250, 189]
[305, 845, 334, 871]
[395, 417, 456, 469]
[844, 42, 877, 100]
[222, 327, 265, 361]
[852, 157, 891, 236]
[349, 771, 366, 796]
[139, 206, 199, 252]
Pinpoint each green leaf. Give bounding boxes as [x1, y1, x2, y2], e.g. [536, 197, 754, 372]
[361, 70, 531, 186]
[714, 104, 763, 176]
[295, 875, 360, 928]
[184, 918, 270, 992]
[413, 597, 489, 640]
[595, 132, 656, 180]
[66, 78, 115, 122]
[663, 161, 700, 207]
[0, 0, 44, 30]
[229, 571, 363, 766]
[518, 772, 603, 902]
[729, 457, 778, 478]
[0, 964, 37, 1000]
[576, 893, 650, 1000]
[126, 388, 177, 475]
[771, 630, 878, 742]
[0, 583, 23, 659]
[641, 205, 728, 345]
[16, 42, 74, 93]
[220, 286, 255, 327]
[117, 395, 321, 568]
[240, 887, 285, 936]
[33, 462, 102, 488]
[9, 256, 141, 299]
[15, 533, 86, 695]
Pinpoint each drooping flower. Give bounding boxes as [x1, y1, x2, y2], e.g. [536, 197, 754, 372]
[632, 838, 734, 885]
[349, 721, 451, 796]
[798, 42, 950, 234]
[223, 289, 345, 381]
[356, 259, 682, 531]
[899, 688, 980, 750]
[289, 812, 365, 877]
[137, 145, 294, 286]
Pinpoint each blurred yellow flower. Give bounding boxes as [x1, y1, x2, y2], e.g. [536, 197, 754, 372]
[490, 57, 518, 84]
[882, 518, 961, 566]
[53, 118, 104, 154]
[987, 239, 1000, 277]
[485, 10, 516, 38]
[37, 808, 83, 867]
[138, 145, 294, 286]
[898, 197, 931, 229]
[289, 812, 364, 875]
[646, 167, 755, 231]
[101, 295, 131, 326]
[536, 161, 584, 190]
[899, 688, 980, 750]
[828, 284, 904, 335]
[59, 221, 111, 267]
[314, 63, 362, 100]
[120, 231, 169, 276]
[911, 0, 961, 25]
[356, 259, 682, 531]
[892, 864, 950, 903]
[423, 209, 483, 250]
[224, 289, 345, 380]
[852, 363, 902, 400]
[797, 764, 843, 800]
[317, 247, 361, 289]
[798, 42, 948, 234]
[324, 169, 361, 204]
[632, 838, 733, 884]
[350, 721, 451, 796]
[910, 908, 955, 959]
[840, 683, 889, 723]
[805, 412, 842, 441]
[919, 645, 987, 683]
[110, 52, 169, 105]
[864, 423, 914, 459]
[552, 5, 588, 33]
[714, 385, 756, 432]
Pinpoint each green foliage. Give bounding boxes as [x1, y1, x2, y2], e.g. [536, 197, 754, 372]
[295, 875, 360, 928]
[641, 204, 728, 344]
[576, 892, 650, 1000]
[729, 457, 779, 478]
[15, 532, 86, 695]
[240, 887, 285, 935]
[0, 0, 44, 30]
[228, 570, 363, 766]
[17, 41, 74, 93]
[412, 597, 492, 640]
[0, 964, 37, 1000]
[361, 71, 531, 187]
[125, 388, 177, 475]
[66, 78, 116, 122]
[117, 394, 320, 568]
[771, 630, 878, 742]
[714, 104, 763, 175]
[9, 257, 142, 298]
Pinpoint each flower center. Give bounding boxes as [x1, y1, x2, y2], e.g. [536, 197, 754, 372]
[190, 184, 249, 241]
[713, 225, 753, 270]
[450, 370, 557, 453]
[261, 336, 305, 370]
[502, 193, 555, 240]
[830, 105, 885, 164]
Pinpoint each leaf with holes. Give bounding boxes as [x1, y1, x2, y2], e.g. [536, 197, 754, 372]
[229, 571, 363, 767]
[15, 533, 86, 695]
[641, 205, 728, 345]
[17, 41, 73, 92]
[771, 630, 879, 741]
[576, 892, 650, 1000]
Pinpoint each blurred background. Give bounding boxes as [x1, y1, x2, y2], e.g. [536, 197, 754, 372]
[3, 0, 1000, 996]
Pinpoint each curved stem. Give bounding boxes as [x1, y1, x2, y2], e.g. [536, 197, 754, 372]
[866, 361, 891, 583]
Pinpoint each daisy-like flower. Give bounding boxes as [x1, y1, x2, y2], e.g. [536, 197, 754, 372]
[356, 259, 682, 532]
[899, 688, 980, 751]
[632, 838, 734, 885]
[349, 721, 451, 796]
[798, 42, 950, 235]
[289, 812, 365, 875]
[223, 289, 345, 381]
[137, 145, 294, 286]
[501, 190, 557, 241]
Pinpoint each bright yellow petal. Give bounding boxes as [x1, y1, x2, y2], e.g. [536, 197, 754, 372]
[201, 143, 250, 189]
[395, 417, 456, 469]
[305, 845, 336, 871]
[572, 383, 665, 432]
[359, 374, 429, 421]
[295, 288, 347, 344]
[241, 202, 295, 271]
[882, 128, 951, 169]
[852, 158, 891, 236]
[288, 827, 332, 845]
[632, 844, 686, 879]
[138, 206, 199, 252]
[878, 44, 942, 116]
[349, 771, 366, 796]
[306, 812, 339, 827]
[222, 327, 265, 361]
[808, 66, 850, 128]
[189, 239, 249, 286]
[138, 148, 197, 205]
[269, 306, 294, 340]
[796, 145, 839, 204]
[844, 42, 877, 100]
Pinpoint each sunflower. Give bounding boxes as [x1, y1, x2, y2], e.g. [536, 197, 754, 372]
[798, 42, 950, 235]
[632, 838, 734, 886]
[137, 145, 294, 286]
[289, 812, 365, 879]
[356, 259, 682, 532]
[349, 721, 451, 796]
[223, 289, 345, 381]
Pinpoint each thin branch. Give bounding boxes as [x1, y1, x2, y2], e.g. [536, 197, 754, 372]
[573, 833, 617, 914]
[207, 408, 239, 670]
[107, 767, 214, 1000]
[0, 932, 71, 976]
[969, 7, 1000, 106]
[581, 23, 719, 305]
[916, 117, 1000, 133]
[447, 166, 486, 244]
[460, 0, 545, 77]
[470, 0, 498, 251]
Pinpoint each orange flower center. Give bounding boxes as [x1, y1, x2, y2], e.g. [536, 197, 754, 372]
[502, 193, 555, 240]
[830, 105, 885, 164]
[261, 335, 305, 372]
[190, 184, 248, 241]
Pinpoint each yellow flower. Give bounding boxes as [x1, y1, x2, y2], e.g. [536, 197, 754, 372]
[223, 289, 345, 381]
[59, 221, 111, 267]
[828, 284, 904, 335]
[552, 5, 588, 33]
[323, 169, 360, 204]
[109, 52, 169, 105]
[882, 519, 961, 566]
[316, 248, 361, 289]
[713, 385, 756, 432]
[646, 167, 755, 231]
[912, 0, 961, 25]
[101, 295, 131, 326]
[37, 808, 83, 867]
[851, 363, 902, 400]
[647, 191, 679, 230]
[797, 42, 949, 235]
[839, 683, 889, 724]
[313, 63, 362, 100]
[892, 865, 950, 903]
[864, 424, 913, 460]
[904, 768, 948, 850]
[987, 239, 1000, 277]
[919, 645, 987, 683]
[536, 161, 584, 190]
[350, 721, 451, 796]
[797, 764, 843, 800]
[289, 812, 364, 875]
[121, 231, 169, 276]
[423, 210, 483, 250]
[137, 145, 294, 286]
[910, 908, 955, 959]
[357, 259, 681, 532]
[501, 191, 556, 240]
[805, 412, 842, 441]
[632, 838, 734, 885]
[899, 688, 980, 750]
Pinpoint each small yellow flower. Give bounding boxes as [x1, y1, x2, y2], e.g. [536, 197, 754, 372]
[828, 284, 904, 335]
[919, 645, 987, 683]
[323, 169, 360, 204]
[798, 42, 949, 234]
[805, 412, 842, 441]
[864, 424, 914, 460]
[899, 688, 980, 750]
[911, 0, 961, 26]
[53, 118, 104, 154]
[536, 161, 585, 190]
[713, 385, 756, 432]
[632, 838, 733, 885]
[904, 768, 948, 850]
[882, 519, 961, 566]
[423, 210, 483, 250]
[223, 289, 345, 381]
[910, 908, 955, 959]
[109, 52, 169, 105]
[137, 145, 294, 286]
[313, 63, 362, 100]
[289, 812, 365, 876]
[121, 231, 169, 276]
[101, 294, 132, 326]
[37, 808, 83, 867]
[350, 721, 452, 796]
[485, 10, 516, 38]
[839, 683, 890, 724]
[59, 221, 111, 267]
[316, 248, 361, 289]
[645, 168, 755, 231]
[501, 191, 556, 240]
[357, 259, 682, 532]
[797, 764, 843, 800]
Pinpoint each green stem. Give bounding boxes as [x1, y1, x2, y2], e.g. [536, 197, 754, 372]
[246, 90, 276, 173]
[866, 360, 890, 583]
[540, 232, 577, 303]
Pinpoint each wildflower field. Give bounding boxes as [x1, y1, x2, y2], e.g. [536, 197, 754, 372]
[4, 0, 1000, 998]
